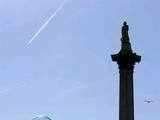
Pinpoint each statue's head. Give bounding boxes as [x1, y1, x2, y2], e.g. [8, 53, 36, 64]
[123, 21, 127, 26]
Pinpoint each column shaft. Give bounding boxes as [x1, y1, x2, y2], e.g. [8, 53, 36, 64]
[119, 67, 134, 120]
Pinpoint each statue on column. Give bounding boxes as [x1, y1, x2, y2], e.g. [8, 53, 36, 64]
[121, 21, 129, 42]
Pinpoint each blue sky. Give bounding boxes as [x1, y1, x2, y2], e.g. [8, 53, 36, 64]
[0, 0, 159, 119]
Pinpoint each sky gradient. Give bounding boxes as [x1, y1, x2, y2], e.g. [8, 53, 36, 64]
[0, 0, 159, 120]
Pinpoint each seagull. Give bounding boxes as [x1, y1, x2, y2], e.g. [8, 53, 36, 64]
[32, 115, 52, 120]
[144, 99, 154, 103]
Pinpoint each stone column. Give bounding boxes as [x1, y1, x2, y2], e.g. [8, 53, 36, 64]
[111, 22, 141, 120]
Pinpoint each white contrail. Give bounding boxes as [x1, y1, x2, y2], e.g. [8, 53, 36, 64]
[0, 81, 27, 95]
[26, 0, 68, 47]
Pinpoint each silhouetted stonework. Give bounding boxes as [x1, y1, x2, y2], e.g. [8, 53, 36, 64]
[111, 22, 141, 120]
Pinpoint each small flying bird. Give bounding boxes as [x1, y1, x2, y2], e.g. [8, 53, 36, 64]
[144, 99, 154, 103]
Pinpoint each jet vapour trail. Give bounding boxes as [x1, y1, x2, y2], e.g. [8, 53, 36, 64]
[26, 0, 68, 47]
